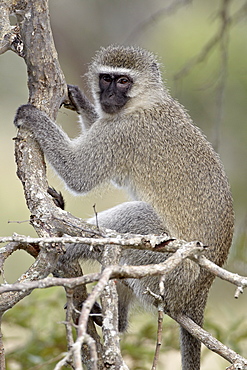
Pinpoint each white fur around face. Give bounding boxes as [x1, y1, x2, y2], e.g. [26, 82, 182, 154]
[96, 65, 134, 76]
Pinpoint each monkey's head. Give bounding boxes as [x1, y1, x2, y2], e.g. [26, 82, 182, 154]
[87, 45, 165, 116]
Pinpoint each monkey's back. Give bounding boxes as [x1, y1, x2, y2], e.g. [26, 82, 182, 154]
[100, 94, 234, 314]
[110, 94, 234, 267]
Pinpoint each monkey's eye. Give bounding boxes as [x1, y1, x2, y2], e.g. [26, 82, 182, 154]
[101, 74, 112, 83]
[117, 77, 130, 85]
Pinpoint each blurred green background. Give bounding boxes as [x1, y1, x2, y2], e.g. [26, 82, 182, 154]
[1, 0, 247, 368]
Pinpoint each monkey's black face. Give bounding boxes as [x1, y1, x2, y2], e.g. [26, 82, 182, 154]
[99, 74, 133, 114]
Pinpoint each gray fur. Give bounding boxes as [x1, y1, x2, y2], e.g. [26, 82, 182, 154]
[14, 45, 234, 370]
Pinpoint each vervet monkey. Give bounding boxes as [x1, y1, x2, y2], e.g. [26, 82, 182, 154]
[14, 45, 234, 370]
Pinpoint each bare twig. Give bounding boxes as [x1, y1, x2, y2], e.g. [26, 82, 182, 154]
[2, 239, 247, 303]
[172, 312, 247, 369]
[0, 238, 243, 300]
[64, 288, 75, 367]
[1, 234, 247, 368]
[54, 289, 82, 370]
[56, 268, 114, 370]
[151, 300, 164, 370]
[0, 241, 205, 295]
[195, 255, 247, 299]
[0, 233, 200, 254]
[101, 243, 128, 369]
[73, 269, 113, 370]
[0, 314, 5, 370]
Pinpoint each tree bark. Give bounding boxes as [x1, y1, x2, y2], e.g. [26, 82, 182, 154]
[0, 1, 104, 368]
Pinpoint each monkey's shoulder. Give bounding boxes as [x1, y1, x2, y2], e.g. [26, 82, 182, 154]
[87, 99, 214, 162]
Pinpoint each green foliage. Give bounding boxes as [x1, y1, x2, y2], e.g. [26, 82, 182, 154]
[4, 291, 180, 370]
[3, 286, 247, 369]
[4, 288, 66, 370]
[205, 314, 247, 357]
[121, 312, 179, 369]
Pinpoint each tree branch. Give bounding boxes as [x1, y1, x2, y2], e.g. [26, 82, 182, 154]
[0, 0, 104, 367]
[172, 312, 247, 369]
[0, 1, 23, 56]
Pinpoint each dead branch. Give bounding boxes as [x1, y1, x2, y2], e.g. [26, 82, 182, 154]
[1, 235, 247, 368]
[1, 239, 247, 301]
[195, 255, 247, 299]
[2, 242, 247, 369]
[172, 312, 247, 369]
[0, 0, 104, 368]
[3, 233, 247, 302]
[0, 0, 69, 311]
[0, 314, 4, 370]
[73, 268, 113, 370]
[0, 1, 24, 56]
[100, 244, 128, 370]
[0, 240, 205, 296]
[0, 233, 198, 254]
[151, 300, 164, 370]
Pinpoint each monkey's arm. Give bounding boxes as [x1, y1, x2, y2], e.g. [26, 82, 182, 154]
[14, 104, 113, 193]
[65, 85, 99, 130]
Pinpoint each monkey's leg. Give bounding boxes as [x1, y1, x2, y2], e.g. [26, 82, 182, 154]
[88, 200, 167, 332]
[116, 281, 135, 332]
[90, 200, 208, 369]
[89, 200, 166, 236]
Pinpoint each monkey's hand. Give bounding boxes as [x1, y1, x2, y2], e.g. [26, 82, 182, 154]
[14, 104, 47, 129]
[66, 84, 98, 119]
[63, 84, 83, 113]
[65, 84, 91, 113]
